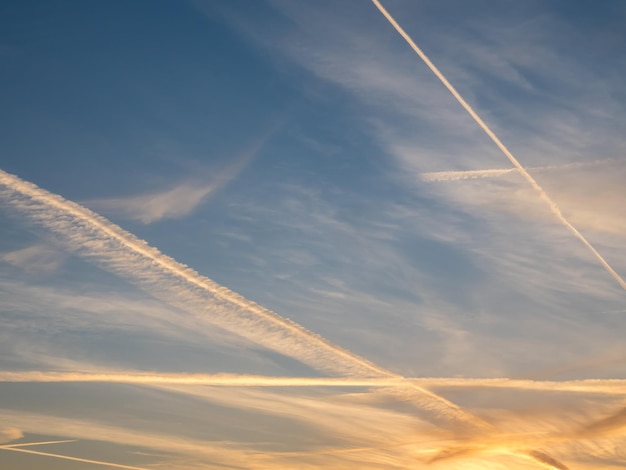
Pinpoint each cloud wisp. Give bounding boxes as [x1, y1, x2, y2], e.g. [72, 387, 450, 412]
[85, 133, 270, 224]
[371, 0, 626, 292]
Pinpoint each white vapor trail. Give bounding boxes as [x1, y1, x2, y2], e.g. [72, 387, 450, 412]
[2, 371, 626, 394]
[0, 169, 385, 378]
[421, 168, 515, 182]
[0, 440, 77, 448]
[420, 159, 621, 183]
[0, 446, 151, 470]
[371, 0, 626, 291]
[0, 169, 484, 430]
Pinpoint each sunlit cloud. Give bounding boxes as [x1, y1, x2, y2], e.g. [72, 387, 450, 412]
[1, 244, 65, 274]
[85, 137, 268, 224]
[2, 370, 626, 395]
[0, 427, 23, 444]
[87, 181, 218, 224]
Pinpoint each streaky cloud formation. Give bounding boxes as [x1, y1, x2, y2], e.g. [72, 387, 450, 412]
[85, 136, 266, 224]
[87, 181, 217, 224]
[371, 0, 626, 292]
[0, 427, 23, 444]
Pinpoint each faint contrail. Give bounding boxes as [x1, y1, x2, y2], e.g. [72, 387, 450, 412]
[371, 0, 626, 291]
[2, 371, 626, 394]
[421, 168, 515, 182]
[420, 158, 621, 183]
[0, 447, 150, 470]
[0, 440, 76, 448]
[0, 169, 484, 430]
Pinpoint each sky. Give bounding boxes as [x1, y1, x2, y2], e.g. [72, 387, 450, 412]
[1, 0, 626, 468]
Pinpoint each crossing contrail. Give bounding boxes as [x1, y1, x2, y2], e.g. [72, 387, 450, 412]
[371, 0, 626, 291]
[0, 446, 150, 470]
[0, 168, 485, 430]
[420, 159, 621, 183]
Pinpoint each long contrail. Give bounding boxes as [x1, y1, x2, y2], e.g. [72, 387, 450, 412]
[2, 371, 626, 394]
[0, 440, 76, 448]
[0, 169, 484, 430]
[0, 168, 386, 378]
[0, 446, 151, 470]
[371, 0, 626, 291]
[420, 158, 621, 183]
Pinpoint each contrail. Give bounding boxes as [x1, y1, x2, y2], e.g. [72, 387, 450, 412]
[421, 168, 515, 182]
[371, 0, 626, 291]
[420, 158, 621, 183]
[2, 371, 626, 394]
[0, 168, 386, 378]
[0, 446, 151, 470]
[0, 440, 76, 448]
[0, 169, 485, 430]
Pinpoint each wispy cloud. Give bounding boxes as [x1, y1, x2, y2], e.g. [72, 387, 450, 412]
[1, 244, 65, 274]
[0, 428, 22, 444]
[87, 182, 217, 224]
[85, 142, 263, 224]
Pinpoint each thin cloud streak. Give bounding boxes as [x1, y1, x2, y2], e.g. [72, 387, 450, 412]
[371, 0, 626, 291]
[2, 371, 626, 394]
[86, 134, 268, 225]
[0, 447, 152, 470]
[0, 440, 77, 448]
[420, 159, 621, 182]
[0, 169, 486, 431]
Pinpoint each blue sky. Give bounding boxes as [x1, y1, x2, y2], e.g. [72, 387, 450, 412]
[1, 1, 626, 468]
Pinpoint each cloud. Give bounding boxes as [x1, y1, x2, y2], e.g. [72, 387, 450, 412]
[87, 182, 217, 224]
[0, 427, 22, 444]
[85, 117, 282, 225]
[1, 244, 65, 274]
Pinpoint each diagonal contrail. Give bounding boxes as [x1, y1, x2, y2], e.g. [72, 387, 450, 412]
[371, 0, 626, 291]
[0, 168, 486, 431]
[0, 446, 150, 470]
[0, 168, 386, 379]
[420, 158, 622, 182]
